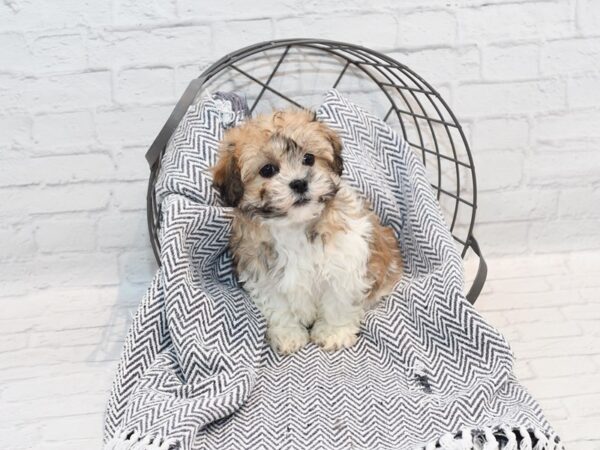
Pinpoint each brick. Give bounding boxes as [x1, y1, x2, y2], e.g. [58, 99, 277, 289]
[31, 33, 87, 73]
[477, 189, 558, 223]
[476, 150, 524, 191]
[471, 117, 529, 151]
[566, 252, 600, 274]
[3, 371, 112, 402]
[533, 110, 600, 142]
[2, 295, 47, 320]
[455, 79, 565, 117]
[22, 71, 112, 110]
[530, 356, 597, 379]
[95, 105, 173, 146]
[552, 418, 600, 441]
[472, 222, 530, 257]
[395, 10, 456, 48]
[0, 333, 28, 352]
[459, 2, 572, 43]
[526, 374, 600, 400]
[0, 392, 107, 422]
[483, 289, 587, 312]
[541, 37, 600, 75]
[512, 335, 600, 359]
[37, 438, 100, 450]
[0, 115, 32, 147]
[97, 211, 148, 249]
[175, 62, 212, 96]
[565, 393, 600, 418]
[483, 44, 539, 81]
[504, 307, 565, 325]
[0, 153, 114, 187]
[562, 302, 600, 321]
[536, 398, 568, 422]
[0, 32, 31, 72]
[33, 111, 95, 149]
[110, 180, 148, 211]
[0, 423, 41, 450]
[485, 254, 568, 280]
[577, 0, 600, 34]
[0, 253, 119, 289]
[393, 46, 479, 87]
[479, 311, 508, 328]
[0, 226, 37, 260]
[34, 217, 96, 252]
[89, 26, 211, 67]
[275, 14, 398, 50]
[529, 220, 600, 253]
[1, 184, 110, 216]
[41, 415, 103, 441]
[114, 0, 176, 25]
[178, 0, 300, 18]
[30, 320, 131, 348]
[119, 250, 157, 284]
[527, 151, 600, 186]
[568, 73, 600, 109]
[0, 0, 110, 31]
[580, 287, 600, 303]
[486, 276, 552, 294]
[113, 146, 150, 181]
[212, 19, 274, 56]
[513, 359, 534, 381]
[558, 187, 600, 218]
[0, 73, 22, 110]
[519, 321, 581, 341]
[116, 67, 175, 104]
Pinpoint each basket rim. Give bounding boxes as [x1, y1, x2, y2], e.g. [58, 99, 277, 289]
[145, 38, 479, 265]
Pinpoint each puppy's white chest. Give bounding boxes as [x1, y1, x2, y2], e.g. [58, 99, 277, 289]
[270, 216, 372, 292]
[270, 226, 325, 292]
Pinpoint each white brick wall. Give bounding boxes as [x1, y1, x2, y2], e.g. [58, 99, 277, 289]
[1, 0, 599, 448]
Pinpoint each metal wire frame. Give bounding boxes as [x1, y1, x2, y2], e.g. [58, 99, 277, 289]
[145, 38, 480, 267]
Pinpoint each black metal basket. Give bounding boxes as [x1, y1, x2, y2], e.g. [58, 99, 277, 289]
[144, 38, 487, 303]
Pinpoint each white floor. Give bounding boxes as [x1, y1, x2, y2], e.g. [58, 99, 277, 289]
[1, 251, 599, 449]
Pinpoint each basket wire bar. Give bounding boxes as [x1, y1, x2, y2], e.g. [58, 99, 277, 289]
[144, 39, 483, 300]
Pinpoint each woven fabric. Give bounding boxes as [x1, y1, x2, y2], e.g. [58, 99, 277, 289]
[104, 90, 562, 450]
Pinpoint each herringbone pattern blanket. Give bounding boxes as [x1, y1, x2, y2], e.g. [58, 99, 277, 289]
[104, 90, 563, 450]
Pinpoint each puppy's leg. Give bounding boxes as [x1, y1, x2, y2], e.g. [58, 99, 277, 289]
[310, 283, 364, 351]
[256, 291, 309, 354]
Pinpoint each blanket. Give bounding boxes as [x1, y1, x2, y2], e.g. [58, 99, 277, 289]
[103, 90, 563, 450]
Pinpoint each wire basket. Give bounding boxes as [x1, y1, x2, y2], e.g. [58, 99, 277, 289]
[144, 39, 487, 303]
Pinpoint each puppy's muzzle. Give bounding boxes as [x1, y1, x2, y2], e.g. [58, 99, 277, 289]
[289, 179, 308, 194]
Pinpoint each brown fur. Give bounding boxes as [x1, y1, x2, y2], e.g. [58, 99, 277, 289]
[212, 109, 403, 352]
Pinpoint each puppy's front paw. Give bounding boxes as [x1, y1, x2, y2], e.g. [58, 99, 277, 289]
[310, 321, 358, 351]
[269, 326, 309, 355]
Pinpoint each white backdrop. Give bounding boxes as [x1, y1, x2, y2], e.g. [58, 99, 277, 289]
[1, 0, 600, 448]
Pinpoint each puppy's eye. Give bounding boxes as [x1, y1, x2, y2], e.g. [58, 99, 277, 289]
[259, 163, 278, 178]
[302, 153, 315, 166]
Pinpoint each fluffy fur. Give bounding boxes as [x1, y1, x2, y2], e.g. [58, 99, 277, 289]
[212, 109, 403, 354]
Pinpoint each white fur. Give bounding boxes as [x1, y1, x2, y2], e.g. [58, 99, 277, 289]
[238, 184, 374, 353]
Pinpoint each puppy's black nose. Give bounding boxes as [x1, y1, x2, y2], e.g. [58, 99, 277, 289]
[289, 179, 308, 194]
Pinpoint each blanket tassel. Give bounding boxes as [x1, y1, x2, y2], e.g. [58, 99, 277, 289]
[421, 425, 564, 450]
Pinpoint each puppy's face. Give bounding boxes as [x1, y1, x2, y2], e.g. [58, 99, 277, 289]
[212, 110, 343, 224]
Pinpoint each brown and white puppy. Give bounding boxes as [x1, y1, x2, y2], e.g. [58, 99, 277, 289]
[212, 110, 403, 354]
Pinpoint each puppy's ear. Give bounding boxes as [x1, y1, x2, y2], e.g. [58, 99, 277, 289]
[322, 125, 344, 176]
[212, 141, 244, 207]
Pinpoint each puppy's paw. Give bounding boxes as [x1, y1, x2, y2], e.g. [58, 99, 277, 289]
[310, 321, 358, 351]
[269, 326, 309, 355]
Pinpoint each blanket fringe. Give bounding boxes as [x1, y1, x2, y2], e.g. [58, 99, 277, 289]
[104, 430, 179, 450]
[420, 425, 564, 450]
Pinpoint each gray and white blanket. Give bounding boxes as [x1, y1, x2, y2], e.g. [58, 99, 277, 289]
[104, 90, 563, 450]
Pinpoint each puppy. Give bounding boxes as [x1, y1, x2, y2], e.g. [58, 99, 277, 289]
[212, 110, 403, 354]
